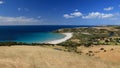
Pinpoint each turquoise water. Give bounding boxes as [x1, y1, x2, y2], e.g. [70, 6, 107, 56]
[15, 33, 66, 43]
[0, 25, 93, 43]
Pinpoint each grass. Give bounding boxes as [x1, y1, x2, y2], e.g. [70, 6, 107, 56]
[0, 46, 119, 68]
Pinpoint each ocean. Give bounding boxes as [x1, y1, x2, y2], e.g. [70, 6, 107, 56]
[0, 25, 93, 43]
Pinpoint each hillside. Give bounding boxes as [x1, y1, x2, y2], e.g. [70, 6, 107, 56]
[0, 46, 119, 68]
[0, 26, 120, 68]
[54, 26, 120, 46]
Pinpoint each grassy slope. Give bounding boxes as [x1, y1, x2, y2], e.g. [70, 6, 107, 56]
[77, 45, 120, 62]
[0, 46, 119, 68]
[54, 26, 120, 46]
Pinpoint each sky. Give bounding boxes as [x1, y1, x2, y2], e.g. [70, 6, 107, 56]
[0, 0, 120, 25]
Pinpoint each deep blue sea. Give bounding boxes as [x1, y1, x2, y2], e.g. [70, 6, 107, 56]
[0, 25, 94, 43]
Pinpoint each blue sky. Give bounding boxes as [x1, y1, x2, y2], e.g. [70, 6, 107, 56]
[0, 0, 120, 25]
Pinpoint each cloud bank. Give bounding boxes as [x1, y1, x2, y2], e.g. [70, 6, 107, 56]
[63, 11, 117, 19]
[0, 16, 40, 25]
[104, 7, 114, 11]
[82, 12, 114, 19]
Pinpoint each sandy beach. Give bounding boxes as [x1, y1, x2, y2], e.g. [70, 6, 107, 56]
[47, 33, 73, 44]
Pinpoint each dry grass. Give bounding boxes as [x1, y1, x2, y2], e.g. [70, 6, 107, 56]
[0, 46, 119, 68]
[77, 45, 120, 63]
[93, 26, 119, 31]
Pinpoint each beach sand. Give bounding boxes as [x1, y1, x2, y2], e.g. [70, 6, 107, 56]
[47, 33, 73, 44]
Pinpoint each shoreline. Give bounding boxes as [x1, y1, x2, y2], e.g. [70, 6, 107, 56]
[46, 33, 73, 44]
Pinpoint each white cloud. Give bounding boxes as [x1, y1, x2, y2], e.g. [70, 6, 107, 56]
[17, 8, 29, 11]
[0, 16, 40, 24]
[71, 12, 82, 17]
[17, 8, 21, 11]
[0, 1, 4, 5]
[38, 16, 41, 19]
[63, 14, 74, 19]
[75, 9, 79, 11]
[63, 11, 82, 19]
[104, 7, 114, 11]
[82, 12, 114, 19]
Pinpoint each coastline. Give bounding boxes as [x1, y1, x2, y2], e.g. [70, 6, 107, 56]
[47, 33, 73, 44]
